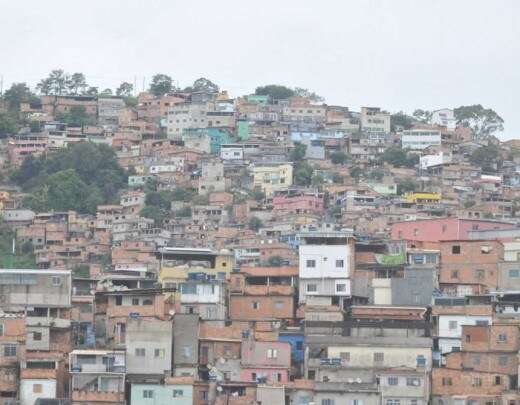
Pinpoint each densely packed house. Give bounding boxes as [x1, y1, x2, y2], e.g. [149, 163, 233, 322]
[1, 86, 520, 405]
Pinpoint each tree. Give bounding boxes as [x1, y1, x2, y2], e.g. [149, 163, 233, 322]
[252, 190, 265, 202]
[67, 73, 88, 95]
[294, 162, 314, 186]
[37, 69, 70, 95]
[469, 145, 502, 172]
[14, 143, 127, 213]
[381, 146, 416, 168]
[330, 151, 348, 165]
[391, 112, 414, 131]
[255, 85, 295, 100]
[397, 178, 418, 195]
[0, 112, 17, 138]
[85, 86, 98, 96]
[332, 172, 343, 184]
[289, 142, 307, 162]
[413, 109, 432, 123]
[99, 88, 113, 97]
[149, 74, 174, 96]
[3, 82, 37, 111]
[248, 217, 263, 232]
[369, 169, 384, 181]
[293, 87, 324, 102]
[312, 174, 325, 187]
[56, 106, 96, 126]
[116, 82, 134, 97]
[190, 77, 219, 93]
[350, 166, 363, 180]
[454, 105, 504, 140]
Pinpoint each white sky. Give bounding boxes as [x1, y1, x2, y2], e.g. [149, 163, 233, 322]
[1, 0, 518, 138]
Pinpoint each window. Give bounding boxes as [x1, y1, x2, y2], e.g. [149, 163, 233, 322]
[183, 346, 192, 358]
[336, 259, 344, 268]
[476, 320, 489, 326]
[3, 345, 16, 357]
[474, 269, 485, 280]
[200, 391, 208, 400]
[33, 384, 42, 393]
[143, 390, 154, 398]
[406, 377, 421, 386]
[386, 400, 400, 405]
[173, 389, 184, 397]
[252, 301, 260, 310]
[442, 224, 448, 233]
[448, 321, 458, 330]
[135, 348, 145, 357]
[154, 349, 165, 358]
[132, 298, 139, 305]
[451, 270, 459, 279]
[452, 245, 461, 254]
[509, 269, 520, 278]
[495, 376, 502, 385]
[411, 401, 418, 405]
[322, 400, 335, 405]
[115, 296, 122, 306]
[340, 352, 350, 361]
[252, 372, 257, 381]
[466, 334, 471, 343]
[374, 352, 384, 363]
[472, 355, 480, 365]
[388, 376, 398, 386]
[442, 377, 452, 386]
[499, 355, 508, 365]
[0, 324, 3, 336]
[498, 333, 508, 342]
[306, 259, 316, 268]
[472, 377, 482, 387]
[33, 332, 42, 341]
[51, 276, 61, 286]
[267, 348, 278, 358]
[336, 283, 347, 293]
[352, 401, 364, 405]
[274, 372, 282, 382]
[275, 301, 284, 309]
[307, 283, 317, 293]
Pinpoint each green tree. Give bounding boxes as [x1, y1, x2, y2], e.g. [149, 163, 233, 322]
[67, 73, 88, 95]
[255, 85, 295, 100]
[332, 172, 343, 184]
[413, 109, 432, 123]
[251, 190, 265, 202]
[454, 105, 504, 140]
[73, 264, 90, 278]
[249, 216, 263, 231]
[330, 151, 348, 165]
[469, 145, 502, 172]
[391, 112, 414, 131]
[289, 142, 307, 162]
[294, 162, 314, 186]
[311, 174, 325, 187]
[397, 178, 418, 195]
[350, 166, 362, 180]
[99, 88, 113, 97]
[149, 74, 174, 96]
[85, 86, 98, 96]
[0, 112, 17, 138]
[293, 87, 324, 102]
[116, 82, 134, 97]
[37, 69, 70, 95]
[381, 146, 416, 168]
[3, 82, 38, 112]
[56, 106, 96, 126]
[369, 168, 384, 181]
[140, 205, 168, 225]
[189, 77, 219, 93]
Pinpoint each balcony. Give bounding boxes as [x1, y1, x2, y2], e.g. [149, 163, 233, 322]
[72, 390, 125, 403]
[71, 363, 126, 373]
[26, 317, 71, 329]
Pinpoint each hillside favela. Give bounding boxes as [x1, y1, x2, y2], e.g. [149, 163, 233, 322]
[0, 71, 518, 405]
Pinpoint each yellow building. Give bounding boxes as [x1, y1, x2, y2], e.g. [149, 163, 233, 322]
[405, 192, 441, 204]
[251, 163, 293, 197]
[158, 247, 235, 290]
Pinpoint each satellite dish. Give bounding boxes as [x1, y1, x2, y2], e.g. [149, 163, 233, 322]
[219, 357, 226, 364]
[347, 378, 354, 383]
[356, 378, 362, 383]
[217, 386, 223, 392]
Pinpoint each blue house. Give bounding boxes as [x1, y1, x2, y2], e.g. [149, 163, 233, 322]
[279, 329, 305, 364]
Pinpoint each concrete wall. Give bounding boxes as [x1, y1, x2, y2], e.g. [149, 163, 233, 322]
[173, 314, 199, 368]
[299, 244, 351, 279]
[20, 379, 56, 405]
[130, 383, 193, 405]
[126, 318, 173, 375]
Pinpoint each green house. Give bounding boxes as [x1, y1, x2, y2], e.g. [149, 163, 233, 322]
[131, 383, 194, 405]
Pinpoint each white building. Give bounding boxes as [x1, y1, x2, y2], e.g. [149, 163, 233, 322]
[298, 231, 355, 308]
[430, 108, 456, 130]
[419, 152, 451, 170]
[401, 129, 441, 150]
[167, 102, 208, 138]
[360, 107, 391, 134]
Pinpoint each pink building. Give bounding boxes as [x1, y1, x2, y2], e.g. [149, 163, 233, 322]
[240, 340, 291, 383]
[272, 194, 324, 215]
[391, 218, 515, 243]
[8, 134, 48, 166]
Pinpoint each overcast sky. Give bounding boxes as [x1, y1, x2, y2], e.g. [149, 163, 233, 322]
[1, 0, 518, 138]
